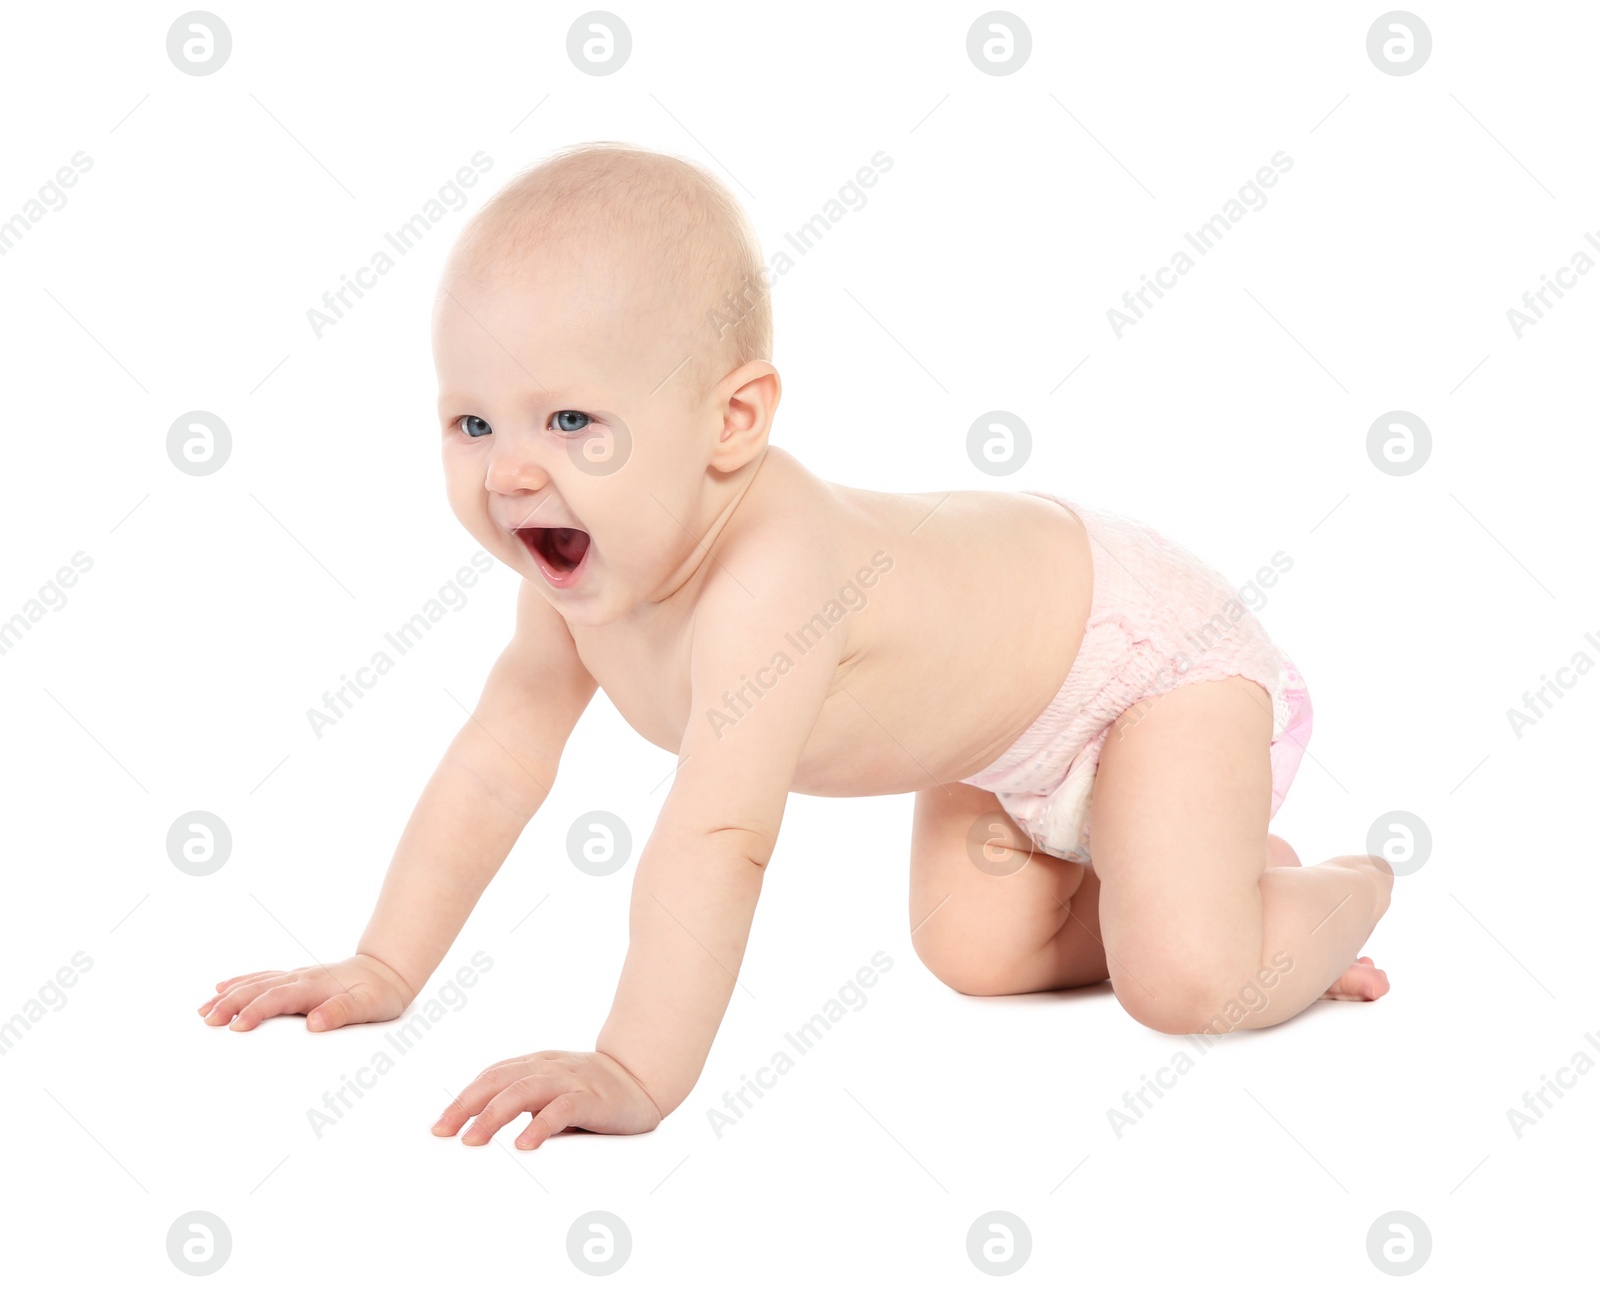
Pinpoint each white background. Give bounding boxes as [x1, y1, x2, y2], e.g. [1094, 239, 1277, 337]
[2, 1, 1595, 1283]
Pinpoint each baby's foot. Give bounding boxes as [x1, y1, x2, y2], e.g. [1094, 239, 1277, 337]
[1322, 956, 1389, 1001]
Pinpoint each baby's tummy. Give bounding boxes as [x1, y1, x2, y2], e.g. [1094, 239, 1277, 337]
[789, 490, 1095, 794]
[789, 635, 1089, 796]
[789, 695, 973, 795]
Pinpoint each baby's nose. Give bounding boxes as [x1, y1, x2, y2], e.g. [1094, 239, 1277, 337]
[483, 441, 552, 494]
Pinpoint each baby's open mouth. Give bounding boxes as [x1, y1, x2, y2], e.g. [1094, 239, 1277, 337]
[518, 524, 592, 584]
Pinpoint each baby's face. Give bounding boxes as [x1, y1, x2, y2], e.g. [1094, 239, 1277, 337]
[433, 245, 720, 627]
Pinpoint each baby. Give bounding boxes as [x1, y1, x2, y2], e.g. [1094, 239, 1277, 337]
[199, 142, 1392, 1150]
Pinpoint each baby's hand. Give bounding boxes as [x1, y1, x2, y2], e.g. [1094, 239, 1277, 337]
[198, 954, 414, 1032]
[434, 1050, 663, 1149]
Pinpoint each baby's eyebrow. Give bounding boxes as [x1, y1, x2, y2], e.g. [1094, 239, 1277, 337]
[435, 388, 590, 412]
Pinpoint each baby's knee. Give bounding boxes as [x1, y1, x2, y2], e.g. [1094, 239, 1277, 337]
[913, 934, 1019, 997]
[1367, 854, 1395, 917]
[1112, 953, 1257, 1035]
[1330, 853, 1395, 920]
[1115, 986, 1220, 1036]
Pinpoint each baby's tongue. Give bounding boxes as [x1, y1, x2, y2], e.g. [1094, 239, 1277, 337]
[553, 528, 590, 563]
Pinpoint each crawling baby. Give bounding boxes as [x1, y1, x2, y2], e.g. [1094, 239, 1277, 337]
[200, 142, 1393, 1150]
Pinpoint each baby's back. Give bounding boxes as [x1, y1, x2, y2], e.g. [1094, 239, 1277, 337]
[580, 447, 1094, 797]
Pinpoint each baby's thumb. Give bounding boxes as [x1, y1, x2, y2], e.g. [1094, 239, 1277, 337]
[307, 992, 360, 1032]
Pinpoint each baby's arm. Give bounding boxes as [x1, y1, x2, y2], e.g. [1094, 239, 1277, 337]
[200, 580, 595, 1031]
[435, 548, 847, 1147]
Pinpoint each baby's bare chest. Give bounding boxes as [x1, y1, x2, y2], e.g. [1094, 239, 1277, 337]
[573, 625, 694, 754]
[580, 642, 907, 792]
[566, 489, 1093, 794]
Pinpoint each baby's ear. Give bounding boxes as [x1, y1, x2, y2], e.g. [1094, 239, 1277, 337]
[709, 361, 780, 473]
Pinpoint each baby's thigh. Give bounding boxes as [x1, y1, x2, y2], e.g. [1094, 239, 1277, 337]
[908, 781, 1092, 994]
[1090, 673, 1274, 1024]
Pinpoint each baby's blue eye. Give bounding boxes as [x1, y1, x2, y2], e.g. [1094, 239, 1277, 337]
[459, 415, 491, 439]
[553, 410, 591, 433]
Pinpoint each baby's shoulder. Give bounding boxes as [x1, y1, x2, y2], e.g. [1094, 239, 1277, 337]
[695, 453, 856, 614]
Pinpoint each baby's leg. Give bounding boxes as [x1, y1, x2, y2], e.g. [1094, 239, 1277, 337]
[1264, 833, 1390, 1000]
[1089, 674, 1392, 1033]
[909, 782, 1108, 996]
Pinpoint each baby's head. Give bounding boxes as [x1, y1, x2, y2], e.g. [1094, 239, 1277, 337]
[432, 141, 777, 624]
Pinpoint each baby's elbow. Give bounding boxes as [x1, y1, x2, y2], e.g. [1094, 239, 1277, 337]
[704, 824, 776, 871]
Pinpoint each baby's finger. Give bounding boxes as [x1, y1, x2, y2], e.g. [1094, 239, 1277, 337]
[214, 970, 278, 994]
[199, 971, 278, 1014]
[204, 976, 287, 1025]
[470, 1060, 553, 1090]
[434, 1061, 533, 1134]
[515, 1091, 586, 1151]
[461, 1076, 564, 1147]
[432, 1088, 473, 1137]
[228, 980, 329, 1031]
[433, 1077, 503, 1136]
[306, 986, 373, 1032]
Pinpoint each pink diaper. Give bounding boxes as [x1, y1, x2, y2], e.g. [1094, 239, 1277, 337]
[960, 494, 1313, 865]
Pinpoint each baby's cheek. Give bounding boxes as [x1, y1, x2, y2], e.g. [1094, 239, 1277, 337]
[439, 479, 468, 522]
[442, 484, 489, 540]
[440, 461, 478, 505]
